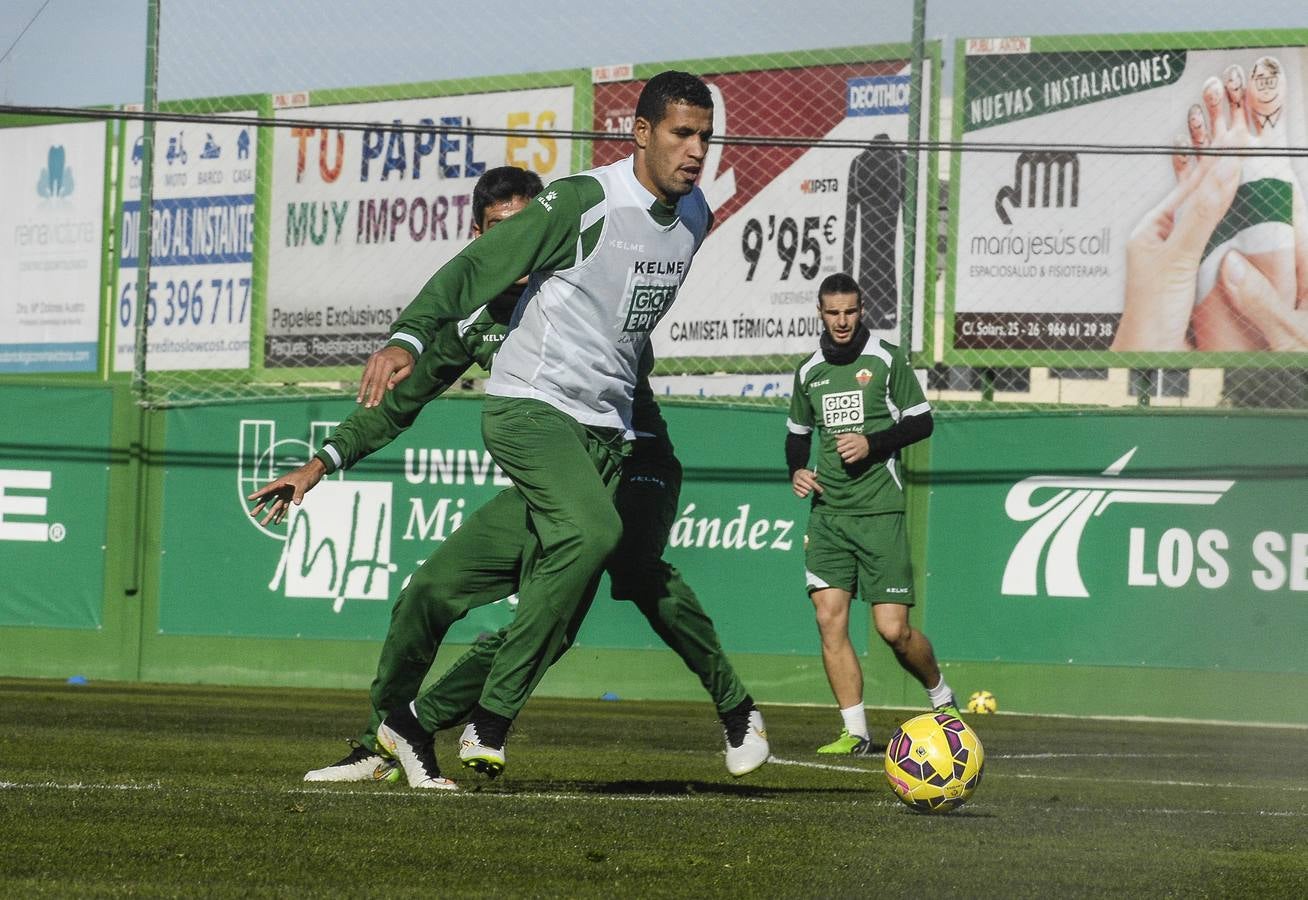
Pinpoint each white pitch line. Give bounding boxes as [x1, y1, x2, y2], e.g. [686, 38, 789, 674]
[766, 756, 1308, 794]
[0, 781, 162, 792]
[765, 752, 1200, 772]
[759, 701, 1308, 731]
[288, 787, 777, 805]
[979, 711, 1308, 731]
[0, 779, 769, 806]
[767, 756, 874, 774]
[1002, 772, 1308, 793]
[994, 752, 1202, 760]
[1021, 803, 1308, 819]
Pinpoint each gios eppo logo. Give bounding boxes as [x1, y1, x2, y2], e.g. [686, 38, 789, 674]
[238, 419, 395, 612]
[624, 283, 678, 332]
[821, 390, 865, 428]
[1001, 447, 1233, 598]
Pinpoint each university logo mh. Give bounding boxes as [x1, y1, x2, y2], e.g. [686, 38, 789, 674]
[1002, 448, 1233, 598]
[238, 419, 395, 611]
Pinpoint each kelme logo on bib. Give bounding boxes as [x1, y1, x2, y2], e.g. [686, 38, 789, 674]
[624, 283, 678, 332]
[821, 390, 864, 427]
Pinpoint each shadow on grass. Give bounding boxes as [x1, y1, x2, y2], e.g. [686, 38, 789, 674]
[465, 778, 869, 799]
[888, 807, 998, 819]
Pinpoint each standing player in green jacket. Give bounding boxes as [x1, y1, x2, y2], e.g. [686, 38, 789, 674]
[250, 164, 767, 789]
[353, 71, 727, 785]
[786, 272, 957, 756]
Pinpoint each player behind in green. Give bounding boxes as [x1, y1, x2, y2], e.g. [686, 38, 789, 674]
[785, 272, 957, 756]
[249, 165, 767, 789]
[355, 71, 722, 784]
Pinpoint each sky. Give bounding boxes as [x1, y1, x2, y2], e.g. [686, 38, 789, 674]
[1, 0, 1302, 107]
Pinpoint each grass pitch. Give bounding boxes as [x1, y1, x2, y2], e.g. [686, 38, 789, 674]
[1, 678, 1305, 898]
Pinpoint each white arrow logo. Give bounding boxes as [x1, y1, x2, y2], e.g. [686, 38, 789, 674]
[1002, 448, 1233, 598]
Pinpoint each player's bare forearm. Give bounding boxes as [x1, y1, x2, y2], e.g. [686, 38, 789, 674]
[247, 457, 327, 526]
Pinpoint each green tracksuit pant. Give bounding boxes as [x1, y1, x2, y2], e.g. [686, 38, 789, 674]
[359, 398, 746, 749]
[457, 396, 626, 721]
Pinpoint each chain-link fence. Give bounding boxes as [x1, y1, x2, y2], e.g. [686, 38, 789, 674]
[2, 1, 1305, 409]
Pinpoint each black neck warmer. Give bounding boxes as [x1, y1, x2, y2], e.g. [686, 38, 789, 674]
[820, 322, 870, 366]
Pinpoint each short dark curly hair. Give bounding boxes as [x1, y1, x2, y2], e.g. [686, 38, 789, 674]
[634, 70, 713, 126]
[472, 166, 544, 229]
[818, 272, 861, 305]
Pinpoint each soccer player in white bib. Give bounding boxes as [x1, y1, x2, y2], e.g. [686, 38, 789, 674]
[786, 273, 958, 755]
[356, 71, 724, 783]
[251, 167, 767, 788]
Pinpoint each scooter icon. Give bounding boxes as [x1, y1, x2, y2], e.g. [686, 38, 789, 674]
[166, 133, 188, 166]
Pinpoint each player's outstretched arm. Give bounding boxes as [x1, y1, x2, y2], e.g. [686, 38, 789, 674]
[387, 183, 586, 354]
[246, 457, 327, 526]
[358, 183, 583, 406]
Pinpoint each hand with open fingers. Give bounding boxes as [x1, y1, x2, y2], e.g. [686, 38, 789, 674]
[791, 467, 823, 499]
[357, 345, 415, 408]
[834, 432, 870, 465]
[246, 458, 327, 526]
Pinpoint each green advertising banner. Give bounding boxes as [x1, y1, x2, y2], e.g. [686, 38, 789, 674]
[160, 395, 513, 641]
[946, 31, 1308, 367]
[0, 385, 110, 629]
[629, 402, 859, 657]
[158, 397, 833, 656]
[924, 412, 1308, 672]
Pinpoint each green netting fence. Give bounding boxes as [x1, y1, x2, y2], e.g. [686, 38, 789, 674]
[2, 1, 1306, 409]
